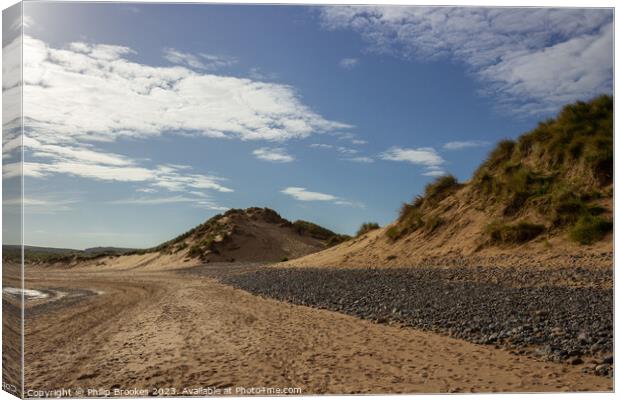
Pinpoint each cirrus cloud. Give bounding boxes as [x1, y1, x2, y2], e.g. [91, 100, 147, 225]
[422, 169, 448, 177]
[339, 57, 359, 69]
[2, 136, 234, 196]
[443, 140, 490, 150]
[2, 34, 354, 206]
[379, 146, 444, 167]
[320, 6, 612, 115]
[281, 186, 363, 207]
[380, 146, 446, 176]
[163, 47, 238, 71]
[345, 156, 374, 163]
[16, 35, 352, 144]
[110, 195, 228, 211]
[281, 187, 338, 202]
[253, 147, 294, 163]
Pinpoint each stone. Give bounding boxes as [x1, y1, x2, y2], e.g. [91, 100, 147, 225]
[577, 332, 590, 343]
[595, 364, 610, 376]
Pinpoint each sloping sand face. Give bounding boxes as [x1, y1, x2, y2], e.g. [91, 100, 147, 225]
[20, 265, 611, 395]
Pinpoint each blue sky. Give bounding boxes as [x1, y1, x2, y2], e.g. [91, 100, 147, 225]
[2, 3, 613, 249]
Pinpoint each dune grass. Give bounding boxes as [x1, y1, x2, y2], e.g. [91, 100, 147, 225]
[386, 175, 460, 241]
[569, 215, 613, 245]
[486, 221, 546, 244]
[388, 96, 613, 246]
[293, 220, 351, 246]
[356, 222, 380, 237]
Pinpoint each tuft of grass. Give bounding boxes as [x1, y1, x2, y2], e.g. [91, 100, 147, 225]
[326, 234, 351, 247]
[423, 215, 443, 233]
[487, 221, 546, 244]
[293, 220, 338, 240]
[187, 244, 203, 258]
[551, 196, 588, 227]
[477, 173, 501, 197]
[482, 139, 516, 171]
[175, 242, 188, 252]
[356, 222, 380, 237]
[569, 215, 612, 245]
[385, 226, 401, 241]
[387, 176, 462, 241]
[399, 202, 414, 220]
[420, 175, 461, 207]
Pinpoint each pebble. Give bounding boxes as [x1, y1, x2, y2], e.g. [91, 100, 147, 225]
[200, 264, 613, 377]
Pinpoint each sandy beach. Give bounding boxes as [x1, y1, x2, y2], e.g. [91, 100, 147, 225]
[12, 263, 611, 395]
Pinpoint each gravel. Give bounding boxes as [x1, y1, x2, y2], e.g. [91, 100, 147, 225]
[210, 266, 613, 377]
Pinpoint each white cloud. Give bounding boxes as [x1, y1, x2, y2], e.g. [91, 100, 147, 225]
[320, 7, 612, 114]
[3, 140, 234, 196]
[281, 186, 363, 207]
[4, 195, 77, 214]
[422, 169, 447, 177]
[310, 143, 358, 155]
[311, 142, 374, 163]
[2, 34, 356, 204]
[163, 48, 209, 70]
[19, 35, 352, 144]
[443, 140, 490, 150]
[3, 138, 234, 194]
[25, 137, 132, 166]
[326, 131, 369, 146]
[380, 146, 445, 176]
[380, 146, 444, 167]
[110, 195, 227, 210]
[10, 15, 34, 31]
[3, 35, 22, 129]
[334, 199, 365, 208]
[310, 143, 333, 149]
[345, 156, 374, 163]
[335, 146, 358, 155]
[339, 57, 359, 69]
[2, 134, 21, 160]
[163, 48, 237, 71]
[253, 147, 294, 163]
[248, 67, 278, 81]
[281, 187, 337, 202]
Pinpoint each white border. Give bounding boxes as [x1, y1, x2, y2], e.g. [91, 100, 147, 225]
[0, 1, 616, 400]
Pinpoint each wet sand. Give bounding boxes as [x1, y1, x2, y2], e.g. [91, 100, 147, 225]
[14, 265, 613, 395]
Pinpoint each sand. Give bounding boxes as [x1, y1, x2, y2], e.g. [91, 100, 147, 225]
[17, 265, 612, 395]
[279, 187, 612, 271]
[280, 224, 613, 271]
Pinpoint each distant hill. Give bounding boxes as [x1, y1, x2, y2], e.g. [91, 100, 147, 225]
[10, 208, 348, 266]
[21, 245, 79, 254]
[3, 245, 136, 264]
[143, 207, 350, 263]
[84, 247, 136, 254]
[286, 95, 613, 268]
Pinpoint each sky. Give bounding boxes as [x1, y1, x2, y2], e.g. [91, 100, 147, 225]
[1, 3, 614, 249]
